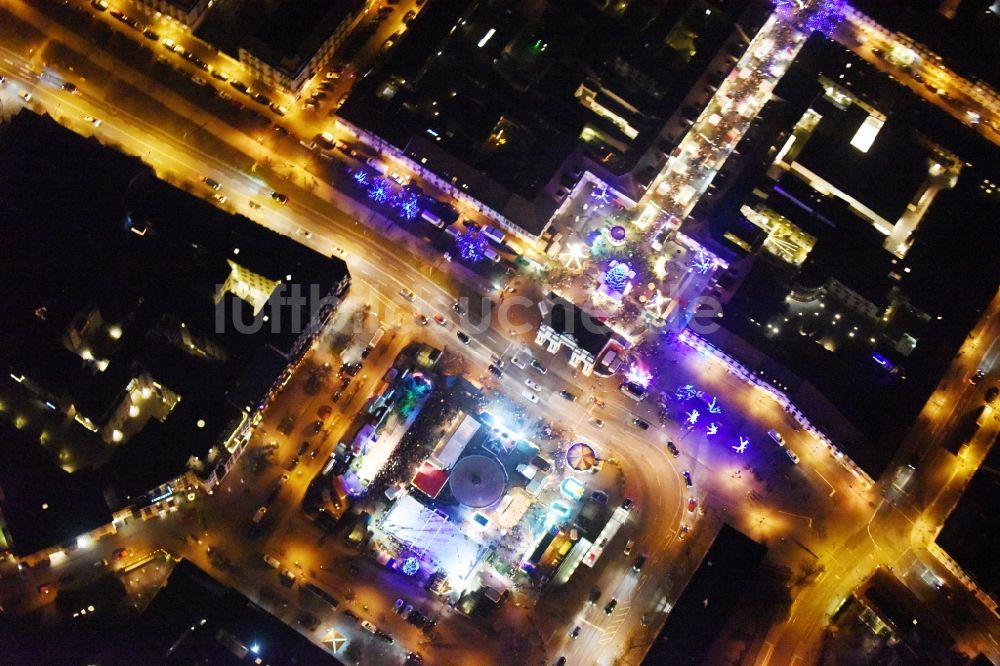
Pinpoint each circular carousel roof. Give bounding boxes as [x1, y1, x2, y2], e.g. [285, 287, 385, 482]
[449, 454, 507, 508]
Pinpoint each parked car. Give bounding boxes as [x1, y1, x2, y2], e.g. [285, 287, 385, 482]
[524, 378, 541, 392]
[510, 356, 526, 369]
[786, 449, 800, 464]
[457, 331, 471, 345]
[604, 598, 618, 615]
[632, 418, 650, 430]
[767, 429, 785, 446]
[666, 441, 679, 457]
[682, 470, 693, 487]
[269, 191, 288, 204]
[530, 359, 547, 374]
[558, 390, 576, 401]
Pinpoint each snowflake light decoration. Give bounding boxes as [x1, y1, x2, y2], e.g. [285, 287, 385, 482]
[675, 384, 697, 401]
[706, 396, 722, 415]
[690, 252, 713, 275]
[402, 557, 420, 576]
[733, 436, 749, 454]
[686, 409, 700, 425]
[591, 186, 613, 205]
[367, 177, 392, 204]
[706, 422, 719, 437]
[352, 170, 369, 187]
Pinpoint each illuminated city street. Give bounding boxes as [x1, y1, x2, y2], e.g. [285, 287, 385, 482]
[0, 0, 999, 664]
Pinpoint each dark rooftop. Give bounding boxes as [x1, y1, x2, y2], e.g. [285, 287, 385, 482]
[937, 437, 1000, 604]
[340, 0, 763, 234]
[543, 292, 614, 357]
[0, 422, 111, 556]
[0, 112, 348, 511]
[643, 524, 767, 665]
[793, 95, 931, 224]
[100, 559, 342, 664]
[242, 0, 362, 78]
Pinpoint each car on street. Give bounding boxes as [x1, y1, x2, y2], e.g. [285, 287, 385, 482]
[604, 598, 618, 615]
[400, 289, 416, 301]
[622, 497, 634, 511]
[570, 626, 581, 639]
[18, 90, 31, 103]
[361, 620, 377, 634]
[666, 441, 679, 457]
[309, 419, 323, 434]
[457, 331, 471, 345]
[211, 194, 228, 205]
[624, 539, 634, 556]
[682, 470, 693, 487]
[521, 390, 539, 404]
[768, 429, 785, 446]
[269, 191, 288, 204]
[433, 313, 447, 326]
[632, 418, 650, 430]
[558, 390, 576, 401]
[452, 301, 466, 315]
[91, 0, 108, 9]
[530, 359, 547, 374]
[142, 28, 159, 40]
[202, 177, 221, 191]
[317, 405, 333, 420]
[524, 378, 541, 392]
[970, 369, 986, 385]
[687, 497, 697, 512]
[510, 356, 526, 369]
[83, 115, 102, 127]
[263, 554, 281, 568]
[588, 588, 601, 605]
[633, 554, 647, 572]
[786, 449, 800, 464]
[252, 506, 267, 523]
[590, 417, 605, 429]
[61, 81, 78, 94]
[488, 364, 503, 378]
[415, 314, 428, 326]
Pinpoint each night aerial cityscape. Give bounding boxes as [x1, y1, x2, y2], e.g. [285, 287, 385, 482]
[0, 0, 999, 665]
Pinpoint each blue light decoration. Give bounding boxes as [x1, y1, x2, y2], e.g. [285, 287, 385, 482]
[591, 186, 613, 205]
[604, 262, 631, 293]
[733, 436, 749, 454]
[690, 252, 713, 275]
[686, 409, 700, 425]
[804, 0, 847, 37]
[706, 396, 722, 415]
[706, 422, 719, 437]
[395, 191, 420, 220]
[402, 556, 420, 576]
[368, 177, 392, 204]
[352, 169, 369, 187]
[456, 231, 488, 263]
[626, 363, 652, 389]
[675, 384, 698, 401]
